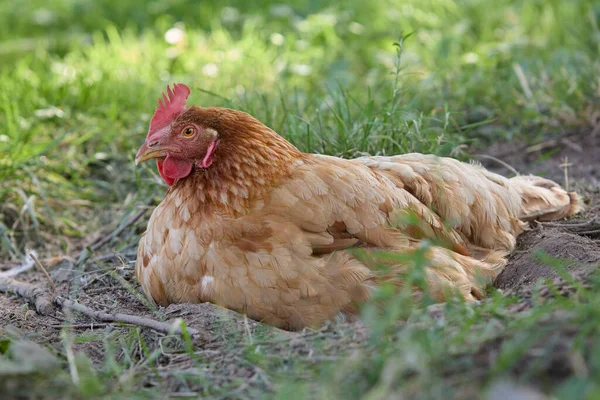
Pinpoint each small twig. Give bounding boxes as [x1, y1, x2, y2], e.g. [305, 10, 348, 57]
[560, 138, 583, 153]
[525, 139, 560, 154]
[525, 133, 583, 155]
[492, 133, 582, 159]
[473, 154, 520, 175]
[55, 298, 202, 338]
[0, 251, 36, 278]
[541, 218, 597, 228]
[168, 392, 200, 398]
[0, 278, 54, 315]
[50, 323, 113, 329]
[78, 208, 148, 260]
[93, 208, 147, 251]
[90, 251, 137, 264]
[28, 250, 56, 292]
[78, 270, 114, 290]
[0, 279, 206, 339]
[560, 156, 573, 191]
[110, 270, 158, 312]
[244, 314, 254, 345]
[578, 229, 600, 236]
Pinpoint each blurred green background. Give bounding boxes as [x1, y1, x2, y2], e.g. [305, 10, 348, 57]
[0, 0, 598, 258]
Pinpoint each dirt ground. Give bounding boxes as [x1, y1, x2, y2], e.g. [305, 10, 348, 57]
[481, 131, 600, 292]
[0, 130, 598, 397]
[482, 130, 599, 186]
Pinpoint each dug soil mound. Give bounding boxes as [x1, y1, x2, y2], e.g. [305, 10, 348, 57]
[495, 228, 600, 292]
[482, 130, 600, 293]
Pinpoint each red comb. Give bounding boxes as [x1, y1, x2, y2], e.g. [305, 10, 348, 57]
[147, 83, 191, 140]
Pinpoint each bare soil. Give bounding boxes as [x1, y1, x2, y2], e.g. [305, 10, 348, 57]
[482, 131, 599, 186]
[481, 131, 600, 292]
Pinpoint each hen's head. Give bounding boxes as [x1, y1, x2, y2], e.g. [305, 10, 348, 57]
[135, 84, 217, 185]
[136, 84, 299, 186]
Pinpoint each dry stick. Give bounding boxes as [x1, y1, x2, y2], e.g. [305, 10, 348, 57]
[525, 139, 561, 154]
[473, 154, 520, 175]
[78, 208, 148, 261]
[490, 133, 581, 160]
[560, 138, 583, 153]
[55, 298, 202, 338]
[0, 277, 203, 339]
[560, 156, 572, 192]
[578, 229, 600, 236]
[0, 251, 36, 278]
[50, 323, 114, 329]
[90, 251, 137, 264]
[94, 208, 148, 251]
[0, 278, 54, 315]
[542, 218, 597, 228]
[244, 314, 254, 345]
[28, 250, 56, 292]
[524, 133, 584, 155]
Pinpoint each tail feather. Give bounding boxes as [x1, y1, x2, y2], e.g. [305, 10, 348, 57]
[509, 175, 583, 221]
[354, 155, 583, 305]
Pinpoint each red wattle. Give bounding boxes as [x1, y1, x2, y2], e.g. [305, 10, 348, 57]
[156, 160, 174, 186]
[156, 157, 192, 186]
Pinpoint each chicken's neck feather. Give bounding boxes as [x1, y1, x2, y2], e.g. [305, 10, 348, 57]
[168, 124, 303, 216]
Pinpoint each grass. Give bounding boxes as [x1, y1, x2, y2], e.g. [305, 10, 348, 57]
[1, 0, 598, 258]
[0, 0, 599, 398]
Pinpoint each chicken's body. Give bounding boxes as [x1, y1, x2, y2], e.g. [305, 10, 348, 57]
[134, 85, 581, 330]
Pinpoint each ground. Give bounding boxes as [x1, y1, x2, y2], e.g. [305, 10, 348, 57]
[482, 131, 600, 291]
[1, 130, 599, 399]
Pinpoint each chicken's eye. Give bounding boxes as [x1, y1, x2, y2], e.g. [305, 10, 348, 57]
[182, 127, 195, 137]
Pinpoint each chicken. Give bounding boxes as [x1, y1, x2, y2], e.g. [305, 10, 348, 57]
[134, 84, 582, 330]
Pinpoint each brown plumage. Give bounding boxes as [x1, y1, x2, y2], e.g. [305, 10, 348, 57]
[134, 84, 582, 330]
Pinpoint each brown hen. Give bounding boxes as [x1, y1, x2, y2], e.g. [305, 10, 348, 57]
[135, 84, 581, 330]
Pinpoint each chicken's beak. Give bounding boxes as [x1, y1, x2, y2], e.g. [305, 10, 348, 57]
[135, 141, 168, 165]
